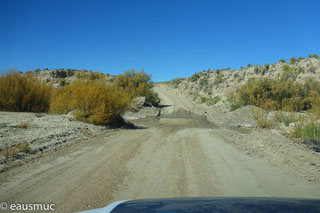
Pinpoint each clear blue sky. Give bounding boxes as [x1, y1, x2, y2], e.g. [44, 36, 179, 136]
[1, 0, 319, 82]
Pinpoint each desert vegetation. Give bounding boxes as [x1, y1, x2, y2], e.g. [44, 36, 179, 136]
[171, 77, 184, 88]
[235, 77, 320, 142]
[114, 69, 159, 106]
[0, 69, 157, 126]
[200, 96, 221, 106]
[1, 142, 30, 158]
[50, 80, 130, 125]
[76, 70, 106, 80]
[235, 78, 320, 112]
[293, 119, 320, 148]
[0, 71, 52, 112]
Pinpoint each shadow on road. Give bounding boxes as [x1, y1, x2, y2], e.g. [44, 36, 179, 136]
[159, 104, 172, 109]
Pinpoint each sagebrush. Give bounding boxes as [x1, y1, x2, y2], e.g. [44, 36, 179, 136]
[236, 78, 320, 112]
[50, 80, 130, 125]
[0, 72, 52, 112]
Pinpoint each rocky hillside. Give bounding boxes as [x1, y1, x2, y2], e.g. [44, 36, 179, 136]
[31, 68, 115, 88]
[163, 55, 320, 154]
[169, 55, 320, 101]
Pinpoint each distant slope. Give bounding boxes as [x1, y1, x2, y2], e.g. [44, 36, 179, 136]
[168, 56, 320, 100]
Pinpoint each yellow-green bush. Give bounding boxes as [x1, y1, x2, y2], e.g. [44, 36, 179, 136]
[0, 72, 52, 112]
[114, 69, 159, 106]
[50, 80, 130, 125]
[236, 78, 320, 112]
[114, 69, 153, 98]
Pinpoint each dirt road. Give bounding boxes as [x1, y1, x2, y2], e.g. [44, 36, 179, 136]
[1, 86, 319, 212]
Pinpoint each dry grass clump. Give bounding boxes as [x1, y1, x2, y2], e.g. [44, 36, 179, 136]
[0, 71, 52, 112]
[1, 142, 30, 158]
[81, 128, 92, 137]
[251, 108, 274, 129]
[274, 111, 285, 122]
[50, 80, 130, 125]
[35, 114, 45, 118]
[16, 123, 29, 129]
[237, 78, 320, 112]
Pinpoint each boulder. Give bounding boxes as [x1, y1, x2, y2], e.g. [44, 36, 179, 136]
[130, 97, 146, 112]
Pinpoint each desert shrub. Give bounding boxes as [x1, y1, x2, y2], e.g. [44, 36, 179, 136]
[76, 70, 88, 79]
[297, 57, 304, 61]
[292, 120, 320, 144]
[207, 96, 221, 106]
[49, 87, 73, 114]
[308, 53, 320, 59]
[290, 57, 297, 64]
[0, 72, 52, 112]
[200, 95, 221, 105]
[50, 80, 130, 125]
[274, 111, 285, 122]
[34, 68, 41, 72]
[114, 69, 153, 99]
[297, 66, 305, 74]
[247, 64, 252, 68]
[254, 67, 260, 74]
[308, 66, 316, 73]
[189, 73, 200, 82]
[281, 64, 300, 81]
[227, 97, 243, 111]
[230, 103, 242, 111]
[282, 64, 291, 72]
[199, 78, 209, 88]
[76, 70, 105, 80]
[251, 108, 273, 128]
[279, 59, 286, 63]
[146, 90, 160, 106]
[281, 65, 304, 81]
[200, 97, 207, 103]
[283, 116, 291, 126]
[171, 78, 183, 88]
[237, 76, 244, 83]
[233, 73, 239, 79]
[214, 73, 224, 85]
[59, 79, 67, 87]
[88, 71, 105, 80]
[236, 78, 320, 112]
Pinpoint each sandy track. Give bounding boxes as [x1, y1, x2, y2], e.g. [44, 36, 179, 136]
[0, 86, 319, 212]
